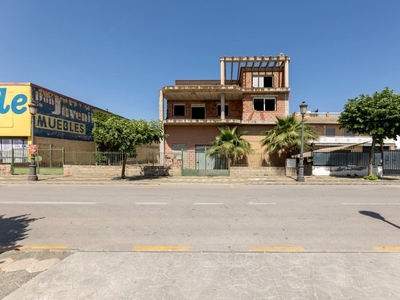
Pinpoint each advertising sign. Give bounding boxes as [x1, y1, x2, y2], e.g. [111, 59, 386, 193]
[0, 85, 32, 136]
[32, 86, 102, 141]
[28, 144, 38, 155]
[1, 84, 109, 142]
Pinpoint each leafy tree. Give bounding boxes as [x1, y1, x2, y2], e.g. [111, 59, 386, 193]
[339, 87, 400, 175]
[260, 115, 319, 164]
[206, 126, 253, 165]
[92, 112, 166, 178]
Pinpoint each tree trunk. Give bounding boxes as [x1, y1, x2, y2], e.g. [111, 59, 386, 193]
[121, 152, 127, 179]
[368, 136, 377, 176]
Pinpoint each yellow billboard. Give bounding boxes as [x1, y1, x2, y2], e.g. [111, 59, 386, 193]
[0, 84, 32, 137]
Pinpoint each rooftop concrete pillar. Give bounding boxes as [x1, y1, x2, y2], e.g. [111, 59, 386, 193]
[284, 60, 289, 88]
[221, 94, 225, 120]
[159, 90, 164, 121]
[220, 58, 225, 85]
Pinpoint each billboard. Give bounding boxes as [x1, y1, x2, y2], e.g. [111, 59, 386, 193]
[32, 85, 103, 141]
[0, 85, 32, 136]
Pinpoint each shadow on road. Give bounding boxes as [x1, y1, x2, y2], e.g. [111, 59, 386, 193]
[0, 214, 43, 254]
[359, 210, 400, 230]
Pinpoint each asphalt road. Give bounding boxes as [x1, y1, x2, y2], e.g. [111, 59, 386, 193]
[1, 184, 400, 252]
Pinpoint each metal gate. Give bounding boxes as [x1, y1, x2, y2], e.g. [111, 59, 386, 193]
[0, 148, 64, 175]
[382, 150, 400, 176]
[181, 146, 229, 176]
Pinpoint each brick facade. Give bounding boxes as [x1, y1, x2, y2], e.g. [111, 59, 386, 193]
[161, 55, 291, 168]
[242, 93, 286, 122]
[167, 100, 242, 120]
[165, 125, 220, 151]
[242, 71, 283, 89]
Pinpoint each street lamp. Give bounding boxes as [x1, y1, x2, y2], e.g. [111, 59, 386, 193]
[297, 101, 308, 182]
[28, 102, 38, 181]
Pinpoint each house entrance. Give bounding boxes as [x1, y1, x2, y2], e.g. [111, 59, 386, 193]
[181, 146, 229, 176]
[382, 150, 400, 176]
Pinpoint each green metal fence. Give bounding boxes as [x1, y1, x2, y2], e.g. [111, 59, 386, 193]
[1, 147, 285, 176]
[181, 147, 230, 176]
[0, 148, 64, 175]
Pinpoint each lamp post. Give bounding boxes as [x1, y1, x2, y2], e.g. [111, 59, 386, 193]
[297, 101, 308, 182]
[28, 102, 38, 181]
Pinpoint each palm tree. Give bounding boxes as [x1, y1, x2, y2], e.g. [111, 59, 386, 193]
[207, 126, 253, 165]
[261, 115, 319, 160]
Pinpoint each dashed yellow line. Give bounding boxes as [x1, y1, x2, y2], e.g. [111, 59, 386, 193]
[20, 246, 68, 250]
[249, 246, 305, 252]
[0, 245, 68, 250]
[374, 246, 400, 251]
[133, 246, 189, 252]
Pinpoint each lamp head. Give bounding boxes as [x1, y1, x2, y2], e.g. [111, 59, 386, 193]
[299, 101, 308, 115]
[29, 103, 38, 116]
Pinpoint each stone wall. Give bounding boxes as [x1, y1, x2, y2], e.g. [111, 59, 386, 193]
[230, 166, 286, 177]
[0, 164, 11, 175]
[63, 165, 180, 177]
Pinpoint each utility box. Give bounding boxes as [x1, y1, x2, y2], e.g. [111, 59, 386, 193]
[286, 158, 297, 176]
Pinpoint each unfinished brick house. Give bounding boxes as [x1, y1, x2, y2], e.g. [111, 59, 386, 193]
[158, 55, 400, 175]
[158, 54, 291, 169]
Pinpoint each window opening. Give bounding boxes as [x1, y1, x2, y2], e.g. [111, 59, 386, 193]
[217, 105, 229, 117]
[173, 104, 185, 116]
[253, 98, 276, 111]
[192, 106, 205, 119]
[344, 129, 354, 137]
[253, 75, 273, 88]
[325, 128, 336, 136]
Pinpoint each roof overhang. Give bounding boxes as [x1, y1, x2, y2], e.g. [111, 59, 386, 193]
[162, 85, 290, 101]
[292, 142, 368, 158]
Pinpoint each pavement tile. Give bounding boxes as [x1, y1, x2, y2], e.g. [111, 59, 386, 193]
[26, 258, 60, 273]
[5, 252, 400, 300]
[1, 174, 400, 185]
[1, 258, 37, 273]
[0, 258, 14, 268]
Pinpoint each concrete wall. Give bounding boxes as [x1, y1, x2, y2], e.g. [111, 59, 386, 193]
[230, 166, 286, 177]
[312, 165, 383, 177]
[62, 165, 290, 177]
[64, 165, 179, 177]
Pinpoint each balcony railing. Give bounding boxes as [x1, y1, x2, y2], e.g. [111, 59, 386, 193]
[294, 112, 341, 118]
[316, 136, 397, 145]
[164, 119, 276, 124]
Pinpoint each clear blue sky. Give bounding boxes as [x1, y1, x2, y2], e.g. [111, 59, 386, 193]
[2, 0, 400, 120]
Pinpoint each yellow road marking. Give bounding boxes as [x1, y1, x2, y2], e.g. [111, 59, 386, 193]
[133, 246, 189, 252]
[18, 246, 68, 250]
[374, 246, 400, 251]
[249, 246, 305, 252]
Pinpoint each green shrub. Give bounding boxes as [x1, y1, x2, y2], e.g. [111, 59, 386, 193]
[363, 174, 378, 180]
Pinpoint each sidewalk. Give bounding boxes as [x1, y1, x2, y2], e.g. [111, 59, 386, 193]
[3, 251, 400, 299]
[2, 173, 400, 299]
[1, 174, 400, 185]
